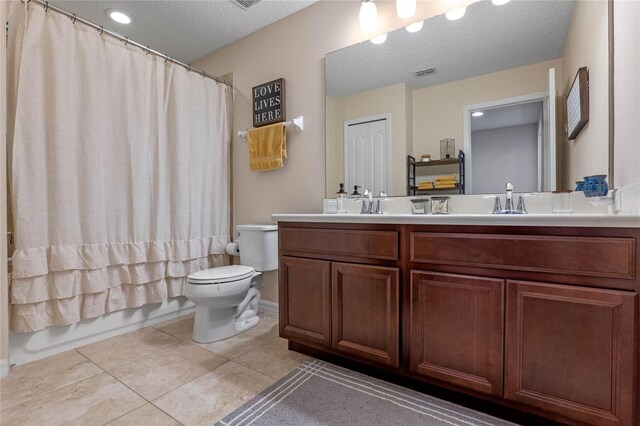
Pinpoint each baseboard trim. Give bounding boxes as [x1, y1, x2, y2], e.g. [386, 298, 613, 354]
[0, 359, 9, 378]
[259, 300, 279, 314]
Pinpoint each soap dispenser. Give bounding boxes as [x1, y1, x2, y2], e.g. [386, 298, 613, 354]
[336, 183, 348, 214]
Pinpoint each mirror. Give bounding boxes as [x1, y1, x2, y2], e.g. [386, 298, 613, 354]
[325, 0, 611, 196]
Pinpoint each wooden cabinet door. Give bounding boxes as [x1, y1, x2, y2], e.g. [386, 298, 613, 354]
[409, 271, 504, 396]
[331, 263, 399, 367]
[505, 281, 637, 426]
[279, 257, 331, 348]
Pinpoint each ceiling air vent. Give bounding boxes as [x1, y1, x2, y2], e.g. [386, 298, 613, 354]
[232, 0, 262, 10]
[414, 67, 436, 77]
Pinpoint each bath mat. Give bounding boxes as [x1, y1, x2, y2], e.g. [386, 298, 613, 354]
[216, 359, 517, 426]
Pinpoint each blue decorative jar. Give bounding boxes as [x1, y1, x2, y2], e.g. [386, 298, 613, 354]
[583, 175, 608, 197]
[575, 181, 585, 191]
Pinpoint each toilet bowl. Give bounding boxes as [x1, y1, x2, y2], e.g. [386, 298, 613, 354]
[186, 265, 263, 343]
[185, 224, 278, 343]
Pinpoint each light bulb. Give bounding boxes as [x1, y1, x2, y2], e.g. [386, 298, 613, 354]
[109, 11, 131, 24]
[371, 33, 387, 44]
[406, 21, 424, 33]
[359, 0, 378, 34]
[445, 6, 466, 21]
[396, 0, 416, 19]
[492, 0, 511, 5]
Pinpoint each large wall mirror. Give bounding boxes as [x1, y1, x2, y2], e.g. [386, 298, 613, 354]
[325, 0, 611, 197]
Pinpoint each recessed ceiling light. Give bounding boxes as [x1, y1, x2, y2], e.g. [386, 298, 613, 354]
[445, 6, 466, 21]
[371, 33, 387, 44]
[492, 0, 511, 5]
[106, 9, 132, 24]
[406, 21, 424, 33]
[472, 111, 484, 117]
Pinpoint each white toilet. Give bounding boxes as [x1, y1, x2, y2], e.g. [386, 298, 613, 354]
[185, 224, 278, 343]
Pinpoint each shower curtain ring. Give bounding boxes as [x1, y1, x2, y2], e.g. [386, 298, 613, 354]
[123, 37, 129, 46]
[164, 55, 170, 63]
[44, 1, 49, 12]
[187, 65, 192, 73]
[71, 13, 77, 24]
[98, 26, 104, 35]
[201, 71, 206, 79]
[144, 46, 151, 55]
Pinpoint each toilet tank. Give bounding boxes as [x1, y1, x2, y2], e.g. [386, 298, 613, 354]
[236, 224, 278, 272]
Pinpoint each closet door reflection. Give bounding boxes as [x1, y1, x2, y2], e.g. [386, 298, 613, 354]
[344, 116, 389, 196]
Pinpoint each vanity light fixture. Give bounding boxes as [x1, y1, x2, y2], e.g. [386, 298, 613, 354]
[396, 0, 416, 19]
[106, 9, 132, 24]
[371, 33, 388, 44]
[406, 21, 424, 33]
[472, 111, 484, 117]
[359, 0, 379, 34]
[445, 6, 466, 21]
[491, 0, 511, 5]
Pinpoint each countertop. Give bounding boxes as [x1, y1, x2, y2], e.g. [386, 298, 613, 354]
[272, 213, 640, 228]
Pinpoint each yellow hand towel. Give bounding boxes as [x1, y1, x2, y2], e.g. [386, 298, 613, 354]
[247, 123, 287, 171]
[434, 183, 457, 189]
[436, 174, 457, 182]
[435, 179, 457, 185]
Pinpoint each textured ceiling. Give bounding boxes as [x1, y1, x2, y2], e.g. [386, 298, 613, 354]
[471, 101, 543, 132]
[326, 0, 575, 98]
[50, 0, 317, 64]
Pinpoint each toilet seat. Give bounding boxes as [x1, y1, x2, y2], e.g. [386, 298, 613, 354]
[188, 265, 255, 285]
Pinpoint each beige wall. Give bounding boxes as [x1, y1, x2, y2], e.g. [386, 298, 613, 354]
[327, 82, 410, 196]
[614, 0, 640, 187]
[412, 58, 563, 163]
[561, 0, 609, 186]
[193, 0, 452, 302]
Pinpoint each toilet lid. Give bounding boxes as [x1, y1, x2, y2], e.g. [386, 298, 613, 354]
[187, 265, 255, 284]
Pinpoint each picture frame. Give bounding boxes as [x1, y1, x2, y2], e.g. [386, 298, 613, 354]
[566, 67, 589, 141]
[252, 78, 285, 128]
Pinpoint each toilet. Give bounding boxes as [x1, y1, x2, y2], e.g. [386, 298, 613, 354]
[185, 224, 278, 343]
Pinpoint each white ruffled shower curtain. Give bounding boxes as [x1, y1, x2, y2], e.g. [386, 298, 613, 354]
[8, 3, 232, 332]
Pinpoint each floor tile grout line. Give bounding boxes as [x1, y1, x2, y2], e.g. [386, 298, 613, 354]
[0, 359, 126, 418]
[0, 352, 105, 414]
[75, 344, 194, 426]
[73, 350, 153, 424]
[152, 321, 278, 361]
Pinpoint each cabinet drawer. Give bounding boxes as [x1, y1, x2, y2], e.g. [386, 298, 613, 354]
[410, 232, 635, 279]
[281, 227, 399, 261]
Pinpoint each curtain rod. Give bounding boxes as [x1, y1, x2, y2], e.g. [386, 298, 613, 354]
[22, 0, 232, 88]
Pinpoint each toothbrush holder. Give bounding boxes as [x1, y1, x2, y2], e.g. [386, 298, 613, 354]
[583, 175, 608, 197]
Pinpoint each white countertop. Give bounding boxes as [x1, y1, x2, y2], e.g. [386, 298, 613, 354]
[272, 213, 640, 228]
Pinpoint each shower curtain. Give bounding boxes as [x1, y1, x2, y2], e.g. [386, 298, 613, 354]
[8, 3, 232, 332]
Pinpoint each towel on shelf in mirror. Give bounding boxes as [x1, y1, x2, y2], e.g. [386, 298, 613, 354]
[435, 174, 458, 182]
[247, 122, 287, 171]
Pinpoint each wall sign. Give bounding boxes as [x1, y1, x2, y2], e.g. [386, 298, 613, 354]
[252, 78, 285, 127]
[566, 67, 589, 141]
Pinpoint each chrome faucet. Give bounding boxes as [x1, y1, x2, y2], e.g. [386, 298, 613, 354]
[359, 190, 386, 214]
[486, 182, 532, 214]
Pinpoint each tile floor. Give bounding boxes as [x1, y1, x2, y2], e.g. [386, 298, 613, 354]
[0, 311, 311, 426]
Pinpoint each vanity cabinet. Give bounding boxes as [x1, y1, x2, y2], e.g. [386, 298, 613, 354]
[279, 224, 401, 367]
[332, 263, 399, 367]
[505, 280, 637, 426]
[278, 222, 639, 425]
[279, 256, 332, 347]
[409, 271, 504, 396]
